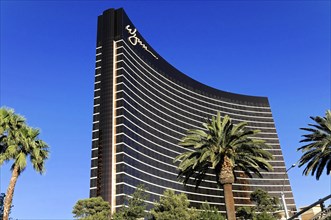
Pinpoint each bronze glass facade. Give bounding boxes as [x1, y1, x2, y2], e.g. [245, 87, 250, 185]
[90, 8, 296, 213]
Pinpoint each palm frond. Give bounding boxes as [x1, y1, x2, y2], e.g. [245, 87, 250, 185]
[175, 111, 273, 188]
[298, 110, 331, 180]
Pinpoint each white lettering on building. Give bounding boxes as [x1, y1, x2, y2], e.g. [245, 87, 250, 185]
[125, 25, 158, 59]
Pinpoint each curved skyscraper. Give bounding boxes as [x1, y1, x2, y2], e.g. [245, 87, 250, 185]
[90, 8, 296, 214]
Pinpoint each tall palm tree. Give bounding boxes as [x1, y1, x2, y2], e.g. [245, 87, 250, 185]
[297, 110, 331, 180]
[174, 112, 273, 220]
[0, 107, 49, 220]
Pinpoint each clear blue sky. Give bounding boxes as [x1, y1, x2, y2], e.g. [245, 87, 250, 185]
[0, 1, 330, 219]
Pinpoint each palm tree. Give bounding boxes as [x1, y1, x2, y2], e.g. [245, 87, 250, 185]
[0, 107, 49, 220]
[297, 110, 331, 180]
[174, 112, 273, 220]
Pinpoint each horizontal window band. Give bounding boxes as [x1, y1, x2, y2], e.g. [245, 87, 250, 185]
[114, 98, 276, 133]
[117, 165, 223, 194]
[116, 115, 183, 146]
[115, 135, 176, 161]
[115, 105, 185, 137]
[115, 173, 293, 203]
[115, 140, 288, 178]
[115, 123, 190, 155]
[116, 152, 290, 182]
[116, 172, 225, 199]
[115, 182, 294, 203]
[115, 151, 176, 176]
[115, 40, 271, 110]
[116, 58, 272, 119]
[114, 106, 279, 146]
[115, 106, 279, 145]
[116, 161, 291, 192]
[114, 90, 277, 136]
[115, 89, 277, 130]
[116, 64, 273, 122]
[115, 118, 280, 157]
[116, 89, 277, 135]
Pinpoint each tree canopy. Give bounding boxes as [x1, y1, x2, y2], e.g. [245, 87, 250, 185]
[72, 197, 110, 220]
[250, 188, 279, 213]
[0, 107, 49, 220]
[236, 188, 279, 220]
[298, 109, 331, 180]
[150, 189, 199, 220]
[112, 185, 148, 220]
[199, 202, 225, 220]
[175, 112, 273, 220]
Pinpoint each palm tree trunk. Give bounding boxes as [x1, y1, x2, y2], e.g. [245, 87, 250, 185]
[3, 165, 19, 220]
[219, 156, 236, 220]
[223, 183, 236, 220]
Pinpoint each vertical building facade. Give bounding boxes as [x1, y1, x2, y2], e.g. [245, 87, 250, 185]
[90, 8, 296, 214]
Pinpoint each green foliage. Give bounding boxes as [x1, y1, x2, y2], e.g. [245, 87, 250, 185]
[236, 206, 254, 220]
[112, 185, 148, 220]
[298, 109, 331, 180]
[175, 112, 273, 187]
[0, 107, 49, 175]
[150, 189, 199, 220]
[236, 189, 279, 220]
[250, 189, 279, 212]
[236, 208, 276, 220]
[175, 112, 273, 220]
[0, 107, 25, 158]
[255, 211, 277, 220]
[199, 202, 225, 220]
[72, 197, 110, 219]
[0, 107, 49, 220]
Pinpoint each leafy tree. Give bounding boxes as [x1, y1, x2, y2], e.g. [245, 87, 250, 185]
[175, 112, 273, 220]
[236, 189, 278, 220]
[72, 197, 110, 219]
[150, 189, 199, 220]
[236, 206, 254, 220]
[199, 202, 225, 220]
[250, 188, 279, 212]
[0, 107, 49, 220]
[112, 185, 148, 220]
[298, 109, 331, 180]
[255, 211, 276, 220]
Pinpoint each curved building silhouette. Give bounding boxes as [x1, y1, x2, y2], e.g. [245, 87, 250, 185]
[90, 8, 296, 214]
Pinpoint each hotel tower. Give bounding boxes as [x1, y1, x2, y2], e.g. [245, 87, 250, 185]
[90, 8, 296, 214]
